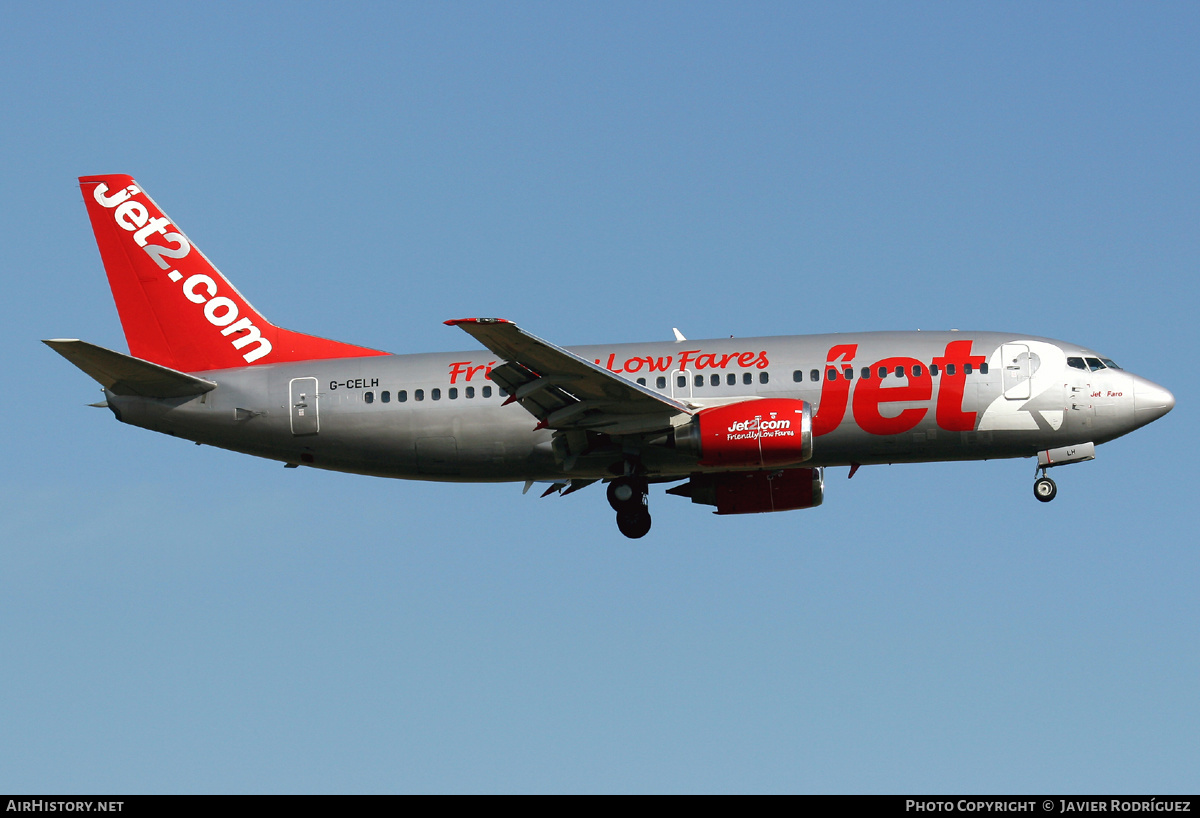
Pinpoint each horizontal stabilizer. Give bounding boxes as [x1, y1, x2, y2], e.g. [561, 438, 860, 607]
[43, 339, 217, 398]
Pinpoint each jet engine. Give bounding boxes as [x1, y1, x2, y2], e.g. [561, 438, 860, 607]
[674, 398, 813, 468]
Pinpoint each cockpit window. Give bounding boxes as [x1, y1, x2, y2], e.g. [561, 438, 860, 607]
[1067, 357, 1086, 370]
[1085, 357, 1105, 372]
[1101, 358, 1122, 370]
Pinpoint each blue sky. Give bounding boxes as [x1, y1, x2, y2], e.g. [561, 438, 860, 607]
[2, 2, 1197, 793]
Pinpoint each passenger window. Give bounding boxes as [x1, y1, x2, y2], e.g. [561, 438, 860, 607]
[843, 367, 853, 380]
[930, 364, 939, 376]
[896, 366, 905, 378]
[810, 369, 820, 382]
[381, 391, 391, 403]
[398, 390, 407, 402]
[759, 372, 769, 384]
[743, 372, 753, 385]
[793, 370, 803, 383]
[711, 374, 720, 387]
[637, 378, 646, 386]
[415, 389, 425, 401]
[946, 364, 956, 376]
[694, 374, 704, 388]
[432, 388, 441, 400]
[498, 388, 508, 396]
[877, 366, 887, 379]
[827, 368, 838, 381]
[677, 375, 687, 388]
[482, 386, 492, 398]
[727, 373, 736, 386]
[964, 363, 973, 375]
[656, 376, 667, 389]
[466, 386, 475, 398]
[449, 387, 458, 399]
[912, 365, 923, 377]
[364, 391, 374, 404]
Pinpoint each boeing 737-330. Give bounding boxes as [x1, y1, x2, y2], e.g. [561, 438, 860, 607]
[46, 175, 1176, 538]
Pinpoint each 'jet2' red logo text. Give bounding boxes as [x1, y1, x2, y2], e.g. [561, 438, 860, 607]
[812, 341, 986, 436]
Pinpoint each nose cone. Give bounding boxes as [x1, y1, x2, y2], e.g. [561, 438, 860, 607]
[1134, 377, 1175, 424]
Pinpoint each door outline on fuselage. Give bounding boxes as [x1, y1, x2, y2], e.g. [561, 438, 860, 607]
[1001, 343, 1032, 400]
[290, 377, 319, 435]
[670, 369, 692, 401]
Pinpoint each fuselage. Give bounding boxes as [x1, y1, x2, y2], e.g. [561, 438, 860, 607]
[106, 330, 1174, 482]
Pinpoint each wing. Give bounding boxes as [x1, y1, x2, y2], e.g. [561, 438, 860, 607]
[445, 318, 692, 435]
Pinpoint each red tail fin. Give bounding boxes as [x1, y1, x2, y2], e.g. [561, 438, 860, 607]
[79, 174, 387, 372]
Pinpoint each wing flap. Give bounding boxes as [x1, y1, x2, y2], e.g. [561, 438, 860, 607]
[44, 339, 217, 398]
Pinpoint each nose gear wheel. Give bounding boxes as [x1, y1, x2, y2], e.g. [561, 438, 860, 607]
[1034, 475, 1057, 503]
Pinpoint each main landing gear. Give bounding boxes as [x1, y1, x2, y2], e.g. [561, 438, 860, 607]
[608, 475, 651, 539]
[1033, 470, 1057, 503]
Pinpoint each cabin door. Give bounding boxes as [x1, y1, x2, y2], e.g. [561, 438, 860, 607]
[290, 377, 320, 435]
[670, 370, 692, 401]
[1000, 344, 1032, 400]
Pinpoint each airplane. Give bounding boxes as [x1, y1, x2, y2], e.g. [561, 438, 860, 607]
[46, 174, 1176, 538]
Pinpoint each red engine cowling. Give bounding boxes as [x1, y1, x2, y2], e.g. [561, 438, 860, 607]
[667, 467, 825, 515]
[677, 398, 813, 468]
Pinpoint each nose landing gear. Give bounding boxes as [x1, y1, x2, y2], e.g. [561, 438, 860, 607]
[608, 475, 651, 538]
[1032, 443, 1095, 503]
[1033, 471, 1057, 503]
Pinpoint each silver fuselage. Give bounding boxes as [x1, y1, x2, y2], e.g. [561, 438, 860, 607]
[105, 330, 1174, 482]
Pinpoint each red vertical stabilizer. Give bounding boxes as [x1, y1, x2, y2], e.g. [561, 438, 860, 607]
[79, 174, 388, 372]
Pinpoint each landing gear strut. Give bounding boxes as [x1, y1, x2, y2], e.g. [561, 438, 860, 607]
[608, 475, 651, 538]
[1033, 471, 1057, 503]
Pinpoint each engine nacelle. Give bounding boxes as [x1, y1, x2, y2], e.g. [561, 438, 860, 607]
[675, 398, 813, 469]
[667, 467, 825, 515]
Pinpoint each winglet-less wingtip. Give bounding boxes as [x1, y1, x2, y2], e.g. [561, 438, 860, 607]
[444, 318, 511, 326]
